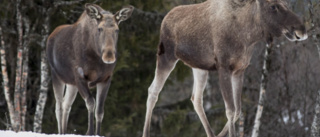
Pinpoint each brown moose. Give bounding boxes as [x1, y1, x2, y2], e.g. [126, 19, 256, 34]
[142, 0, 308, 137]
[46, 4, 133, 135]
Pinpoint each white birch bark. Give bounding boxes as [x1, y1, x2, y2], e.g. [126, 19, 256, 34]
[251, 43, 272, 137]
[0, 26, 15, 130]
[20, 12, 32, 132]
[33, 11, 50, 132]
[13, 0, 23, 131]
[33, 19, 49, 132]
[311, 39, 320, 137]
[311, 90, 320, 137]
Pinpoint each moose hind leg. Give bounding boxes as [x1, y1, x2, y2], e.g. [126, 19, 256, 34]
[142, 56, 177, 137]
[218, 68, 236, 137]
[61, 84, 78, 134]
[52, 71, 65, 134]
[191, 68, 215, 137]
[217, 72, 244, 137]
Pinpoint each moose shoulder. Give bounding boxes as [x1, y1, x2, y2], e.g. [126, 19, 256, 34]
[142, 0, 307, 137]
[46, 4, 134, 135]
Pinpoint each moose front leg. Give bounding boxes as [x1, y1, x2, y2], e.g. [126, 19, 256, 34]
[76, 78, 95, 135]
[218, 67, 236, 137]
[61, 85, 78, 134]
[95, 78, 111, 135]
[51, 71, 66, 134]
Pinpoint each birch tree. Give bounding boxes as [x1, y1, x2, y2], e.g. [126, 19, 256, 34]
[33, 1, 52, 132]
[20, 13, 33, 132]
[1, 0, 34, 131]
[0, 26, 15, 130]
[251, 42, 273, 137]
[311, 34, 320, 137]
[312, 90, 320, 137]
[13, 0, 23, 131]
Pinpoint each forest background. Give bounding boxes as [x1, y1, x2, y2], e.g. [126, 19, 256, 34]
[0, 0, 320, 137]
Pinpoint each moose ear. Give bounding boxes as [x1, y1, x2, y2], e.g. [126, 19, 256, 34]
[85, 3, 102, 20]
[114, 6, 134, 24]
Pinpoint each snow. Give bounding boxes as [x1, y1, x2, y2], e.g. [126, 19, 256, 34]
[0, 130, 101, 137]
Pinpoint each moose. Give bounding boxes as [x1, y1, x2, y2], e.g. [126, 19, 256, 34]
[142, 0, 307, 137]
[46, 4, 133, 135]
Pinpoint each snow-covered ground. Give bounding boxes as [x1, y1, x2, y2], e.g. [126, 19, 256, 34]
[0, 130, 101, 137]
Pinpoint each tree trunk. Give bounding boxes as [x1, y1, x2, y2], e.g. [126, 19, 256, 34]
[311, 90, 320, 137]
[33, 4, 51, 133]
[251, 43, 273, 137]
[13, 0, 23, 131]
[20, 11, 32, 132]
[239, 113, 244, 137]
[0, 26, 15, 130]
[20, 46, 29, 131]
[311, 43, 320, 137]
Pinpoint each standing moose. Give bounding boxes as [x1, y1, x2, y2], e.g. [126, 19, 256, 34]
[142, 0, 307, 137]
[46, 4, 133, 135]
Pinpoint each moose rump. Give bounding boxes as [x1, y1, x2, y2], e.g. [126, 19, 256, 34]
[46, 3, 134, 135]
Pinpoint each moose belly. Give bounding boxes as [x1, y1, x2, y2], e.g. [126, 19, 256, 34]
[175, 43, 216, 70]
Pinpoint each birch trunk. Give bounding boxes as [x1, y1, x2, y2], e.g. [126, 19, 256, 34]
[20, 12, 32, 132]
[0, 26, 15, 130]
[33, 5, 51, 133]
[311, 90, 320, 137]
[251, 43, 273, 137]
[13, 0, 23, 131]
[20, 46, 29, 131]
[239, 113, 244, 137]
[311, 42, 320, 137]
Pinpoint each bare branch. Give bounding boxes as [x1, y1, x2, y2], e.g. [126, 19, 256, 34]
[54, 0, 84, 7]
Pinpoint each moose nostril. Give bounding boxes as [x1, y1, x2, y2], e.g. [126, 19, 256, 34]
[107, 51, 113, 58]
[295, 33, 300, 39]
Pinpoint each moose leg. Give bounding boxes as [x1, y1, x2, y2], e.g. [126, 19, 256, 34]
[52, 71, 65, 134]
[191, 68, 215, 137]
[217, 72, 244, 137]
[95, 78, 111, 135]
[61, 84, 78, 134]
[218, 67, 236, 137]
[142, 57, 177, 137]
[76, 78, 95, 135]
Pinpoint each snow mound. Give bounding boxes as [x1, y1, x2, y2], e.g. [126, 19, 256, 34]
[0, 130, 101, 137]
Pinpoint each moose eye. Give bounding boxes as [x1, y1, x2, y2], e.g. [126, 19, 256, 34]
[270, 5, 278, 11]
[98, 28, 103, 33]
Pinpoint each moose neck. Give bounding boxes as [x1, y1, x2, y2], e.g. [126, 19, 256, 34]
[209, 0, 265, 46]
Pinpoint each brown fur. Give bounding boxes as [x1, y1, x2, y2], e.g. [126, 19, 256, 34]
[142, 0, 307, 137]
